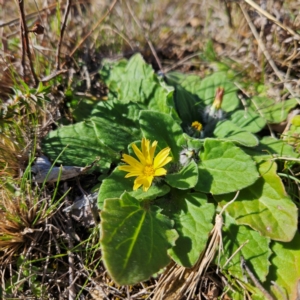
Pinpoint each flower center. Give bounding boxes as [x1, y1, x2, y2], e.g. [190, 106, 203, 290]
[143, 165, 154, 176]
[191, 121, 203, 132]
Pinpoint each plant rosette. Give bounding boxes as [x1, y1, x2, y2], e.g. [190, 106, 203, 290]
[42, 54, 299, 296]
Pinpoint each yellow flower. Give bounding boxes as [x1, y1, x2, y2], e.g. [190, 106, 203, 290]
[119, 138, 172, 192]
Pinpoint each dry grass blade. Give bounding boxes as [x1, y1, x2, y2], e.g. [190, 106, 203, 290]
[0, 182, 59, 265]
[244, 0, 300, 40]
[240, 2, 300, 103]
[63, 0, 118, 67]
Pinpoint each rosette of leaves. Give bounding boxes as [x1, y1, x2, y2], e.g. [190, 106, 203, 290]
[42, 54, 299, 297]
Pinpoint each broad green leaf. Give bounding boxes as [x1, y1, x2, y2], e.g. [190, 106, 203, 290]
[100, 192, 178, 285]
[139, 110, 186, 162]
[183, 134, 203, 151]
[101, 54, 154, 83]
[123, 53, 154, 79]
[118, 79, 157, 103]
[215, 161, 298, 241]
[165, 72, 202, 126]
[100, 59, 128, 83]
[243, 136, 299, 161]
[42, 115, 141, 172]
[197, 72, 240, 112]
[72, 97, 99, 122]
[98, 169, 170, 209]
[291, 115, 300, 126]
[250, 97, 298, 123]
[165, 160, 198, 189]
[229, 108, 266, 133]
[283, 118, 300, 152]
[160, 191, 215, 267]
[147, 79, 179, 121]
[221, 214, 271, 282]
[213, 120, 259, 147]
[266, 232, 300, 299]
[101, 54, 179, 120]
[91, 99, 143, 129]
[100, 54, 156, 104]
[195, 139, 259, 194]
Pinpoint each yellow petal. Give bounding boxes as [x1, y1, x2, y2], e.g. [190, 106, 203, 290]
[154, 167, 167, 176]
[122, 154, 144, 169]
[141, 138, 149, 157]
[133, 179, 143, 191]
[149, 140, 158, 162]
[124, 171, 143, 178]
[133, 175, 147, 190]
[153, 147, 172, 169]
[132, 143, 147, 165]
[142, 138, 152, 164]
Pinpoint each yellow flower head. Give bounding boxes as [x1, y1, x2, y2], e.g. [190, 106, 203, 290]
[119, 138, 172, 192]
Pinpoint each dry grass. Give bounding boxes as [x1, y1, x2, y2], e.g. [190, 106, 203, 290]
[0, 0, 299, 299]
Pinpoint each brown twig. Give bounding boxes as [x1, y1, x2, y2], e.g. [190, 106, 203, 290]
[62, 0, 118, 68]
[55, 0, 72, 70]
[243, 0, 300, 40]
[17, 0, 38, 86]
[240, 256, 274, 300]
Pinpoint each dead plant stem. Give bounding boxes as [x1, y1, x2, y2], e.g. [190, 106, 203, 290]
[241, 256, 274, 300]
[55, 0, 72, 70]
[17, 0, 38, 86]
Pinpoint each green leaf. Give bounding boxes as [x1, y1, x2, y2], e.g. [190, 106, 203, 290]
[71, 97, 99, 122]
[243, 136, 299, 161]
[165, 72, 202, 126]
[221, 214, 271, 282]
[147, 79, 179, 121]
[195, 139, 259, 194]
[165, 160, 198, 189]
[123, 53, 155, 80]
[291, 115, 300, 126]
[101, 54, 156, 104]
[100, 58, 128, 83]
[118, 79, 157, 103]
[284, 118, 300, 151]
[139, 110, 185, 162]
[42, 114, 140, 172]
[101, 55, 179, 120]
[215, 161, 298, 241]
[197, 72, 240, 112]
[100, 192, 178, 285]
[213, 120, 259, 147]
[250, 97, 298, 123]
[266, 232, 300, 299]
[229, 108, 266, 133]
[98, 169, 170, 209]
[160, 191, 215, 267]
[91, 100, 142, 131]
